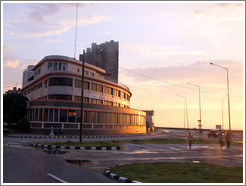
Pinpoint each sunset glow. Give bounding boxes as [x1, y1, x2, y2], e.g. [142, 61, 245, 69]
[2, 1, 244, 130]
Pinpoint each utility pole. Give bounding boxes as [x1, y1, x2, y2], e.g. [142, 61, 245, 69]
[210, 63, 231, 134]
[74, 3, 78, 59]
[178, 101, 186, 130]
[188, 83, 202, 133]
[80, 50, 85, 143]
[222, 97, 224, 131]
[177, 95, 189, 130]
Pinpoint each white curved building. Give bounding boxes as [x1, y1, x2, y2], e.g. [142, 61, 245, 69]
[22, 55, 147, 135]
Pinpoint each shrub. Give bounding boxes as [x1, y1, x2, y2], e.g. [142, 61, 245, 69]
[17, 119, 30, 132]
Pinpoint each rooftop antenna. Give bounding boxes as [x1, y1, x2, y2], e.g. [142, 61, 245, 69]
[74, 3, 79, 59]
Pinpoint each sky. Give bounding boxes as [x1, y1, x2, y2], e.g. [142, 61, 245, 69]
[2, 1, 245, 130]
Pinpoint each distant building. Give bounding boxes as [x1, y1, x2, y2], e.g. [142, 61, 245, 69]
[21, 55, 146, 135]
[79, 40, 119, 83]
[22, 65, 35, 87]
[144, 110, 155, 132]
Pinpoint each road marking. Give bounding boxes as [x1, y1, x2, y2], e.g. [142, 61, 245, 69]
[47, 173, 68, 183]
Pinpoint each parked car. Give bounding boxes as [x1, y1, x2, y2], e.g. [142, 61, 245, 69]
[207, 130, 219, 138]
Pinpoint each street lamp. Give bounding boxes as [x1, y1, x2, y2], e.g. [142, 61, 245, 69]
[221, 95, 227, 131]
[210, 62, 231, 134]
[178, 101, 186, 130]
[177, 95, 189, 130]
[188, 83, 202, 133]
[80, 50, 85, 143]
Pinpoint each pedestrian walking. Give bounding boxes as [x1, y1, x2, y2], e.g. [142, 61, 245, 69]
[218, 131, 224, 150]
[225, 131, 232, 149]
[187, 132, 193, 149]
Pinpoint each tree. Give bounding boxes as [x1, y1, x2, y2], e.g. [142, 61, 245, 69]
[3, 92, 29, 128]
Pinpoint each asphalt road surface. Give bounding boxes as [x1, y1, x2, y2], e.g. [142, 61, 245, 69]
[3, 143, 117, 183]
[2, 129, 243, 183]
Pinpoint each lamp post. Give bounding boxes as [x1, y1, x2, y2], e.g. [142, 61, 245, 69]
[188, 83, 202, 133]
[80, 50, 85, 143]
[178, 101, 186, 130]
[177, 95, 189, 130]
[210, 63, 231, 134]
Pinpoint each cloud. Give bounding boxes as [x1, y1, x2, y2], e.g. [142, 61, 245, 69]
[7, 14, 111, 38]
[26, 25, 72, 37]
[28, 3, 75, 23]
[210, 3, 243, 9]
[195, 9, 243, 22]
[121, 43, 203, 56]
[78, 15, 111, 26]
[4, 59, 19, 68]
[153, 48, 203, 55]
[4, 3, 111, 38]
[120, 60, 243, 94]
[158, 10, 183, 18]
[45, 39, 65, 43]
[195, 3, 243, 22]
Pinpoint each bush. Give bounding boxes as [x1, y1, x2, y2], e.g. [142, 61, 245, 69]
[17, 119, 30, 132]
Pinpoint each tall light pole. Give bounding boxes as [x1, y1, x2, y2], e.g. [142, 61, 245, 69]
[188, 83, 202, 133]
[177, 95, 189, 130]
[80, 50, 85, 143]
[178, 101, 186, 130]
[210, 63, 231, 134]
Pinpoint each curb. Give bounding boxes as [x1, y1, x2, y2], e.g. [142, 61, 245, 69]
[105, 170, 141, 183]
[32, 143, 120, 151]
[7, 134, 144, 139]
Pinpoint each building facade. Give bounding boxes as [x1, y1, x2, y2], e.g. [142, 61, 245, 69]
[144, 110, 155, 132]
[22, 55, 146, 135]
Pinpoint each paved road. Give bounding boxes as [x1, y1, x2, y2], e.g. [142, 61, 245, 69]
[3, 143, 117, 183]
[3, 129, 243, 183]
[59, 142, 243, 173]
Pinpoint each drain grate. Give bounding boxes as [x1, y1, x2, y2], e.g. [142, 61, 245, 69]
[65, 159, 92, 165]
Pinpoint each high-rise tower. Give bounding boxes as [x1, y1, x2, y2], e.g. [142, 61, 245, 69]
[79, 40, 119, 83]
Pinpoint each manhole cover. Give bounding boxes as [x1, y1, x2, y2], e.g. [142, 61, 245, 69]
[44, 149, 68, 155]
[65, 159, 92, 165]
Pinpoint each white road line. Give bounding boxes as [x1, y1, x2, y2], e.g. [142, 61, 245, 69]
[47, 173, 68, 183]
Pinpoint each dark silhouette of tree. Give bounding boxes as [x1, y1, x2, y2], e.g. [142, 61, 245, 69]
[3, 92, 29, 125]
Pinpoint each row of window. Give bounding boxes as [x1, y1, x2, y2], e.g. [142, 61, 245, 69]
[26, 83, 42, 93]
[49, 77, 73, 86]
[48, 61, 67, 71]
[27, 108, 146, 125]
[23, 77, 131, 101]
[74, 79, 90, 89]
[30, 123, 144, 130]
[37, 94, 129, 108]
[48, 61, 103, 79]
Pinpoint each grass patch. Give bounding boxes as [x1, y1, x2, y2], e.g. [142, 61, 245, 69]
[35, 141, 121, 148]
[110, 162, 243, 183]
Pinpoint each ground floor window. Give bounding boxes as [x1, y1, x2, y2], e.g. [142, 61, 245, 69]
[28, 108, 146, 126]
